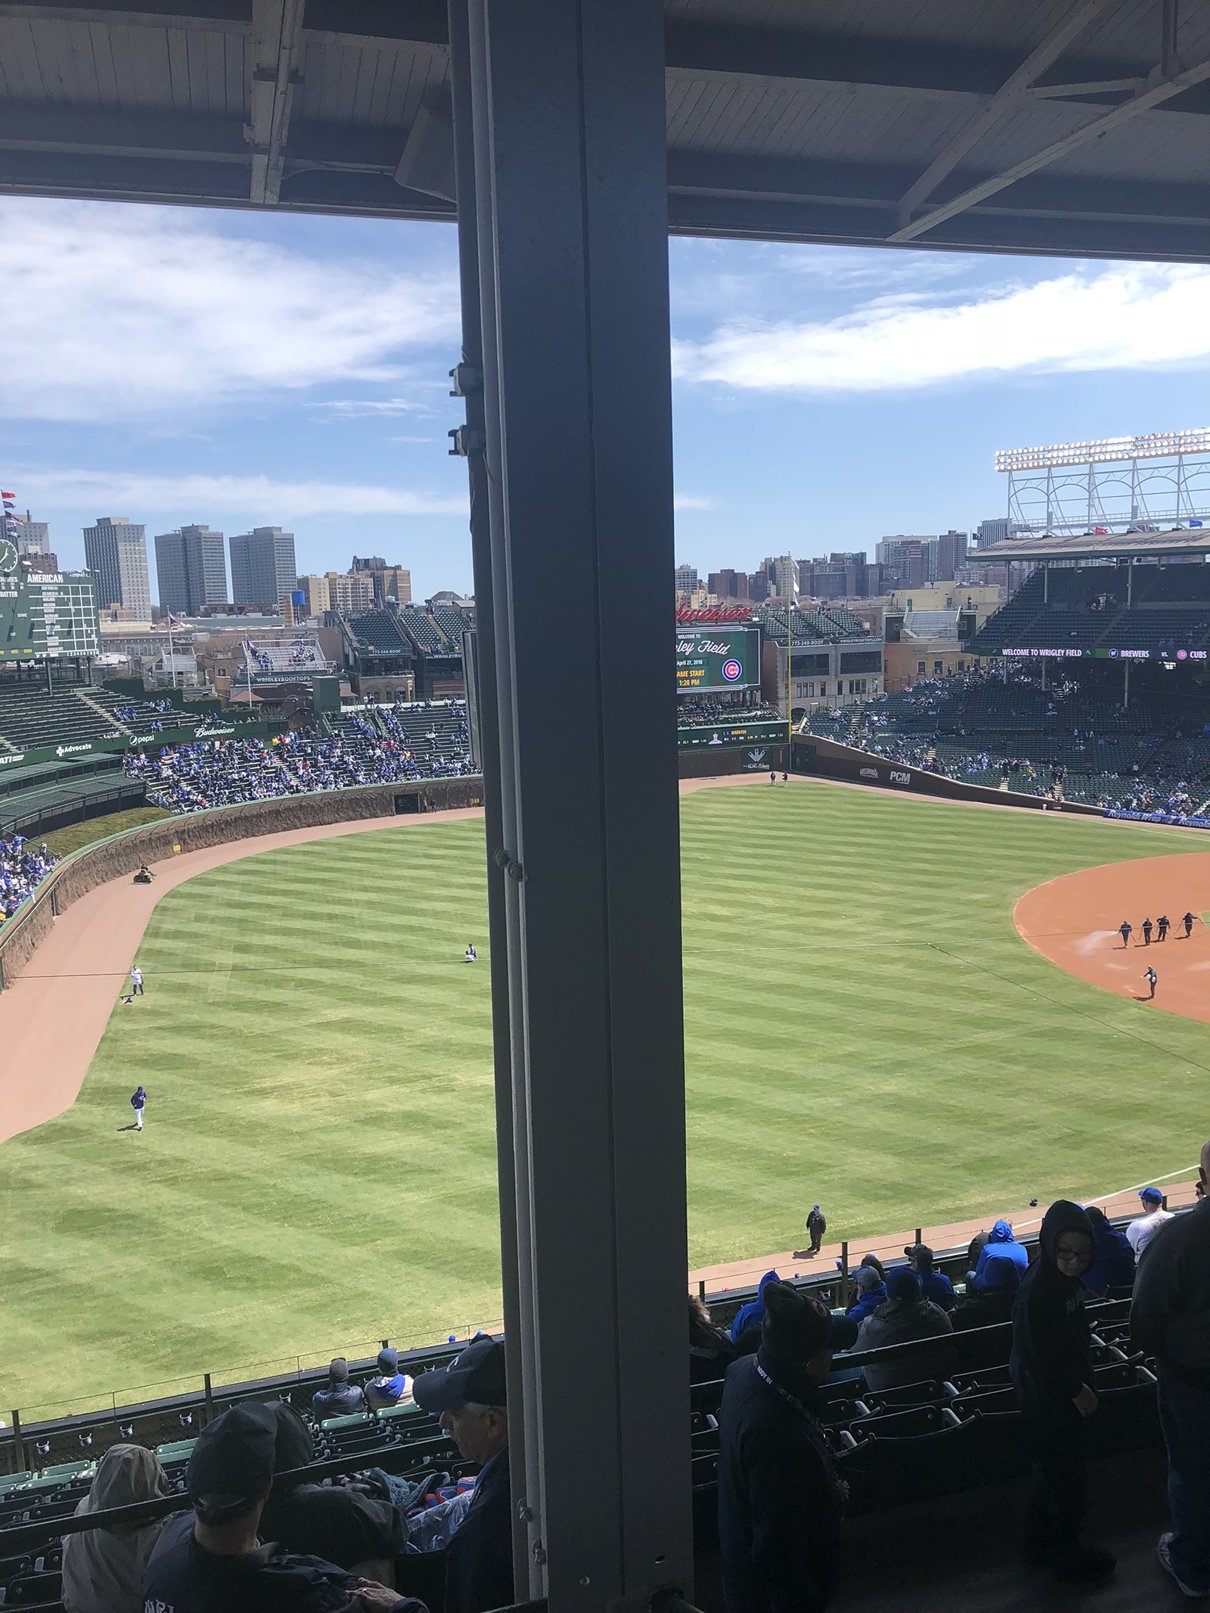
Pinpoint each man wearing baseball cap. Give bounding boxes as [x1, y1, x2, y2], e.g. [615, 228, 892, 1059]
[1126, 1186, 1174, 1258]
[718, 1280, 858, 1613]
[408, 1338, 513, 1613]
[143, 1401, 424, 1612]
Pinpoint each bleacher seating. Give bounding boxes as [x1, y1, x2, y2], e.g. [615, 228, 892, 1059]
[0, 686, 123, 750]
[970, 563, 1210, 657]
[243, 635, 331, 675]
[343, 612, 412, 654]
[398, 607, 447, 655]
[430, 608, 469, 649]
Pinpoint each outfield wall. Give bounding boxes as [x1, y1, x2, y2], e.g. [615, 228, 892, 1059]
[0, 777, 485, 987]
[678, 743, 788, 778]
[791, 734, 1105, 816]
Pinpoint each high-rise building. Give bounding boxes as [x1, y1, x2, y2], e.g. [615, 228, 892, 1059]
[747, 571, 770, 602]
[706, 568, 748, 600]
[759, 555, 799, 600]
[976, 517, 1023, 548]
[351, 556, 412, 605]
[673, 562, 699, 597]
[154, 524, 228, 614]
[229, 526, 297, 608]
[83, 516, 151, 617]
[933, 530, 968, 582]
[298, 571, 376, 615]
[12, 515, 49, 557]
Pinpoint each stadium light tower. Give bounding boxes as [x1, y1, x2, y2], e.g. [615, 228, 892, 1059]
[996, 427, 1210, 534]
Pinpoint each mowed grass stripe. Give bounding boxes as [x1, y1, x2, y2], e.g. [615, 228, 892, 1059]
[2, 785, 1207, 1411]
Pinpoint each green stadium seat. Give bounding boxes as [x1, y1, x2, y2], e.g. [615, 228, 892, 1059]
[318, 1412, 374, 1433]
[375, 1401, 422, 1421]
[152, 1439, 198, 1463]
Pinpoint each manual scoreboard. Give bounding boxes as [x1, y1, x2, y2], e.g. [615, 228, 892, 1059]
[0, 544, 101, 660]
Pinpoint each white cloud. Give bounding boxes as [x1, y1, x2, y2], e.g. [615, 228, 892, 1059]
[673, 264, 1210, 393]
[312, 398, 436, 417]
[673, 492, 715, 511]
[12, 470, 467, 520]
[0, 200, 459, 422]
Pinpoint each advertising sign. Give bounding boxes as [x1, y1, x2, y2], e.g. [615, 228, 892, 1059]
[675, 626, 760, 693]
[677, 719, 786, 750]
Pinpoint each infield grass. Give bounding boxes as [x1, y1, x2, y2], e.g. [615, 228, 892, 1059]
[3, 779, 1209, 1414]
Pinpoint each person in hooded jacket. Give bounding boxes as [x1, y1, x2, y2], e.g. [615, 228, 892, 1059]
[971, 1220, 1029, 1294]
[843, 1265, 886, 1325]
[365, 1349, 410, 1411]
[730, 1270, 781, 1349]
[1010, 1200, 1116, 1584]
[718, 1279, 859, 1613]
[854, 1268, 957, 1392]
[1080, 1206, 1135, 1297]
[62, 1442, 172, 1613]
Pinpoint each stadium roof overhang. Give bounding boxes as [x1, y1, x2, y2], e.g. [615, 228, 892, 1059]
[977, 530, 1210, 562]
[4, 0, 1210, 259]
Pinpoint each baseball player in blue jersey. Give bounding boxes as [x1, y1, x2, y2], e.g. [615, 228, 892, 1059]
[130, 1085, 147, 1131]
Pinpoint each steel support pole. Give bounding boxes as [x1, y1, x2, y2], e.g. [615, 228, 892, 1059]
[446, 0, 522, 1575]
[452, 3, 691, 1608]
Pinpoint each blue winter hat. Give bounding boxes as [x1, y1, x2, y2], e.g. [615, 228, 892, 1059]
[377, 1347, 399, 1374]
[886, 1268, 922, 1303]
[1139, 1187, 1163, 1205]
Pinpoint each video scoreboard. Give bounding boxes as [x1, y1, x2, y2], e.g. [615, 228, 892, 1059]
[674, 625, 760, 693]
[0, 543, 101, 660]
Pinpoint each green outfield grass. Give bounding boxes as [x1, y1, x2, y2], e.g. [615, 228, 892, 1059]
[3, 781, 1208, 1415]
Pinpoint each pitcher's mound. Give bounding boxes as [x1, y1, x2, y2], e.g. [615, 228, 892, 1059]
[1014, 850, 1210, 1024]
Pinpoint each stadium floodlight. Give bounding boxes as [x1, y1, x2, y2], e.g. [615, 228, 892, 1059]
[995, 427, 1210, 472]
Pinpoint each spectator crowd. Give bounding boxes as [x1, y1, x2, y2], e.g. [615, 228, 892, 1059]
[124, 704, 475, 814]
[0, 832, 58, 920]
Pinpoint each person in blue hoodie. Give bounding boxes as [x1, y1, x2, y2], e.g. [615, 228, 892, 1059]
[844, 1265, 887, 1325]
[971, 1219, 1029, 1294]
[730, 1271, 781, 1348]
[1081, 1206, 1135, 1296]
[365, 1348, 410, 1411]
[904, 1243, 957, 1312]
[1010, 1200, 1115, 1584]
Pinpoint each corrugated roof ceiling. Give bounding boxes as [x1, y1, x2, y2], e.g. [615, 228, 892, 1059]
[1, 0, 1209, 259]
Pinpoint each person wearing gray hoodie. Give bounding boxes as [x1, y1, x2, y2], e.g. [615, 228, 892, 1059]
[62, 1443, 172, 1613]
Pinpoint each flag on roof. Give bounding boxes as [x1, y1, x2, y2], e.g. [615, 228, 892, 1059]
[1189, 519, 1204, 528]
[0, 492, 14, 501]
[1093, 526, 1108, 535]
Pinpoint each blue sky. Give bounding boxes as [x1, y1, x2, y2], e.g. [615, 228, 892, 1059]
[5, 196, 1210, 602]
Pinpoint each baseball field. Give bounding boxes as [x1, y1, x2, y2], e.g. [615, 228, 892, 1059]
[2, 779, 1208, 1417]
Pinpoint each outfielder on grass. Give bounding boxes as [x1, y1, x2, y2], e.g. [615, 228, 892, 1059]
[130, 1085, 148, 1131]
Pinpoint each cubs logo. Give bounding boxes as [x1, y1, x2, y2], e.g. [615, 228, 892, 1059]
[721, 658, 743, 682]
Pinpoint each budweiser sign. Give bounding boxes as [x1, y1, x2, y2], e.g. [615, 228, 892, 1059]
[674, 605, 751, 624]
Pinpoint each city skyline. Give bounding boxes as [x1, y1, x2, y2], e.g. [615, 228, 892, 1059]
[9, 198, 1210, 600]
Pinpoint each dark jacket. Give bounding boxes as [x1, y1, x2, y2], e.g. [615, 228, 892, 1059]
[718, 1350, 845, 1613]
[311, 1382, 366, 1420]
[806, 1210, 826, 1238]
[1009, 1201, 1093, 1407]
[144, 1514, 422, 1613]
[259, 1483, 406, 1570]
[1132, 1198, 1210, 1387]
[910, 1253, 956, 1312]
[854, 1298, 957, 1392]
[1081, 1207, 1135, 1296]
[442, 1447, 514, 1613]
